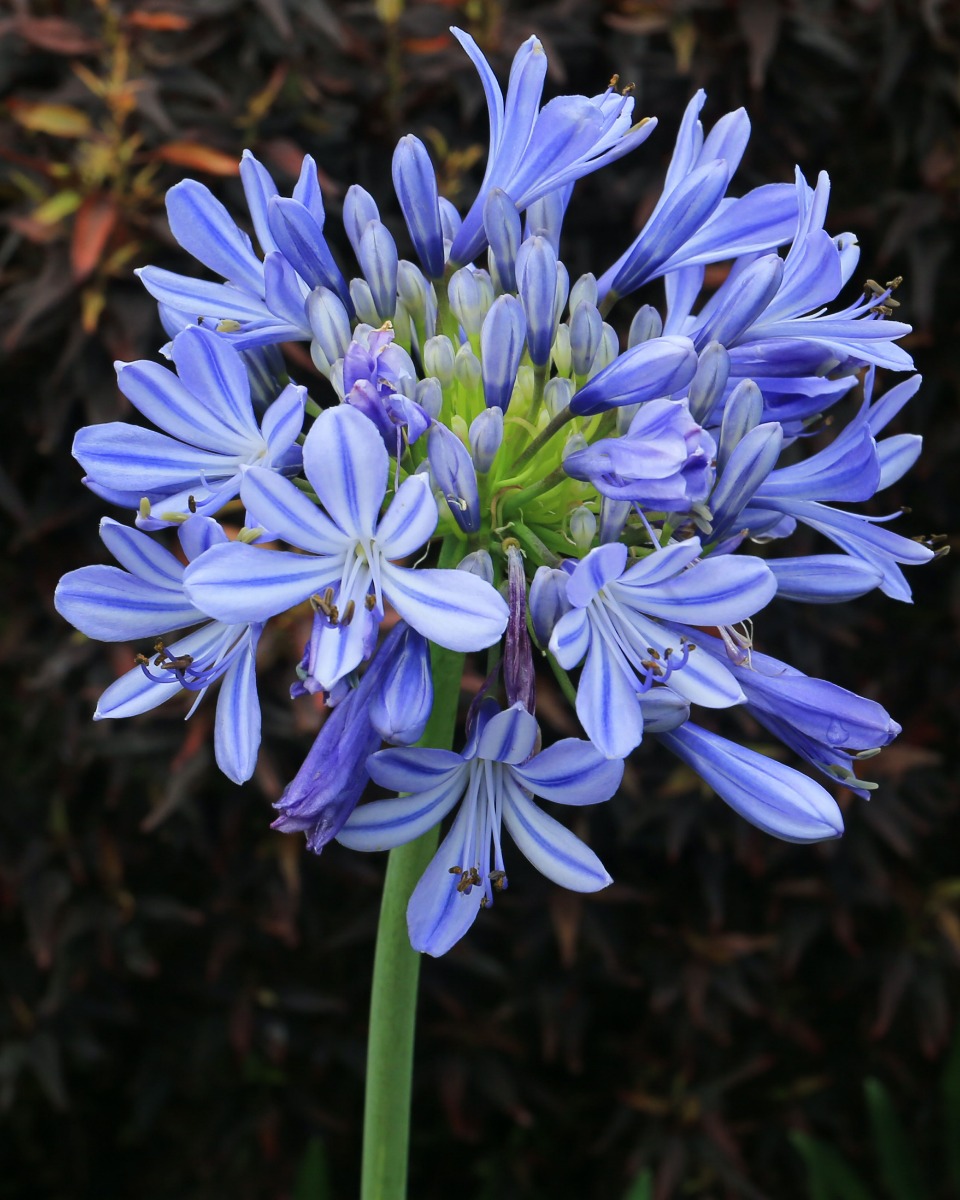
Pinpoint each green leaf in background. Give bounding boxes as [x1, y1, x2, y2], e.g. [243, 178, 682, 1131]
[790, 1131, 874, 1200]
[942, 1024, 960, 1192]
[863, 1077, 929, 1200]
[621, 1166, 654, 1200]
[294, 1137, 332, 1200]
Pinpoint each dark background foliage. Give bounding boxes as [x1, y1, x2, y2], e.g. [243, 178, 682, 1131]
[2, 1, 959, 1196]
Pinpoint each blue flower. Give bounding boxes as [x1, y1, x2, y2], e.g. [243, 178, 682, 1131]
[74, 325, 305, 530]
[448, 28, 657, 265]
[54, 516, 262, 784]
[548, 540, 777, 757]
[598, 90, 800, 302]
[563, 397, 715, 511]
[337, 702, 624, 955]
[183, 406, 509, 692]
[138, 152, 335, 348]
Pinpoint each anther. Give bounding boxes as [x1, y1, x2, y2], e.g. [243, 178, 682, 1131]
[448, 866, 463, 875]
[340, 599, 356, 626]
[364, 594, 377, 611]
[187, 495, 197, 514]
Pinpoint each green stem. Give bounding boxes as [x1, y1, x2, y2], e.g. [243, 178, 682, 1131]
[360, 541, 464, 1200]
[511, 406, 576, 471]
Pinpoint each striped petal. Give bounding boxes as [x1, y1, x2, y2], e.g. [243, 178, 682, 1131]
[183, 542, 339, 623]
[303, 406, 387, 539]
[240, 468, 349, 555]
[511, 739, 624, 804]
[214, 633, 261, 783]
[502, 776, 612, 891]
[55, 564, 202, 641]
[375, 475, 438, 560]
[337, 774, 465, 852]
[575, 636, 645, 758]
[98, 518, 185, 587]
[379, 560, 509, 652]
[407, 800, 484, 955]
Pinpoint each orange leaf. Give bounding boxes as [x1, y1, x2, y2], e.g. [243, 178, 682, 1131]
[125, 11, 193, 31]
[12, 16, 100, 55]
[71, 194, 119, 282]
[8, 101, 91, 138]
[153, 141, 239, 175]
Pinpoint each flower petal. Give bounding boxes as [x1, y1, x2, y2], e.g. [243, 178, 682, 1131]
[55, 564, 203, 641]
[168, 324, 259, 442]
[183, 542, 340, 623]
[337, 775, 465, 852]
[407, 801, 484, 955]
[502, 776, 612, 891]
[240, 467, 349, 554]
[510, 739, 624, 804]
[375, 475, 438, 560]
[98, 517, 185, 588]
[659, 721, 844, 843]
[575, 636, 645, 758]
[475, 704, 539, 764]
[565, 542, 628, 608]
[302, 405, 387, 539]
[366, 747, 465, 793]
[380, 561, 509, 651]
[214, 635, 261, 783]
[548, 606, 591, 669]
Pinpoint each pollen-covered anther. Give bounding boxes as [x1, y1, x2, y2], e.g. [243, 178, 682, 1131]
[364, 593, 377, 611]
[489, 870, 508, 892]
[340, 599, 356, 626]
[187, 495, 197, 514]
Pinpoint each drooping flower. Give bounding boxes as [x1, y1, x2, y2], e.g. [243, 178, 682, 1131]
[55, 516, 262, 784]
[337, 702, 623, 955]
[183, 405, 509, 692]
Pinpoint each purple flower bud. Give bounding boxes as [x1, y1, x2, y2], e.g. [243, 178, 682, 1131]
[349, 278, 379, 326]
[484, 188, 522, 293]
[517, 235, 559, 366]
[529, 565, 571, 648]
[570, 335, 698, 416]
[469, 406, 504, 472]
[397, 260, 435, 336]
[481, 295, 526, 411]
[523, 184, 573, 254]
[428, 423, 481, 533]
[504, 544, 535, 712]
[569, 272, 598, 313]
[457, 549, 494, 585]
[688, 341, 730, 423]
[439, 197, 462, 245]
[694, 253, 783, 349]
[423, 335, 456, 385]
[587, 323, 619, 380]
[358, 219, 399, 320]
[570, 301, 604, 377]
[343, 185, 381, 257]
[628, 304, 663, 347]
[392, 135, 445, 279]
[369, 624, 433, 745]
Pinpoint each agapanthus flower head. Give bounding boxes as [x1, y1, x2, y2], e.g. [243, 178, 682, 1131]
[55, 27, 938, 954]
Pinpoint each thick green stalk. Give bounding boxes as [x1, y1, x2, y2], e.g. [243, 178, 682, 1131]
[360, 542, 464, 1200]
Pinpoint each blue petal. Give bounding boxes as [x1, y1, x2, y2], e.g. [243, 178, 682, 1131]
[55, 564, 203, 641]
[392, 135, 445, 279]
[375, 475, 438, 560]
[337, 774, 465, 852]
[501, 776, 612, 891]
[548, 606, 591, 669]
[183, 542, 340, 623]
[171, 324, 260, 439]
[768, 555, 882, 602]
[575, 637, 645, 758]
[659, 722, 844, 843]
[93, 624, 226, 719]
[565, 542, 627, 608]
[261, 383, 307, 456]
[613, 555, 777, 626]
[267, 197, 350, 308]
[239, 150, 280, 253]
[240, 467, 349, 554]
[511, 739, 624, 804]
[407, 800, 484, 955]
[660, 183, 799, 272]
[98, 517, 185, 587]
[178, 515, 229, 561]
[380, 561, 509, 652]
[115, 358, 249, 454]
[877, 434, 922, 491]
[366, 747, 465, 793]
[476, 704, 539, 764]
[166, 180, 264, 295]
[214, 635, 261, 783]
[302, 406, 387, 539]
[75, 424, 238, 493]
[137, 267, 275, 322]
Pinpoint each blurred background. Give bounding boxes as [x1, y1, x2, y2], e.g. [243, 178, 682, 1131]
[2, 1, 959, 1196]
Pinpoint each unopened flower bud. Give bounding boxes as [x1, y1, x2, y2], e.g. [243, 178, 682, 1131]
[688, 341, 731, 423]
[357, 219, 399, 320]
[392, 135, 445, 279]
[504, 544, 535, 713]
[529, 565, 571, 648]
[349, 278, 379, 327]
[481, 294, 526, 412]
[415, 377, 443, 420]
[628, 304, 663, 347]
[469, 406, 504, 473]
[306, 287, 352, 373]
[484, 188, 521, 293]
[717, 379, 763, 472]
[544, 376, 574, 419]
[517, 235, 558, 367]
[428, 422, 481, 533]
[368, 625, 433, 745]
[448, 267, 485, 338]
[343, 185, 380, 257]
[423, 335, 456, 386]
[570, 506, 597, 551]
[457, 549, 494, 585]
[570, 301, 604, 378]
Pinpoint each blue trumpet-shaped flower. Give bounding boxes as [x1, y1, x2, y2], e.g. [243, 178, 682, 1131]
[448, 28, 656, 266]
[337, 702, 624, 955]
[183, 406, 509, 691]
[549, 540, 777, 757]
[74, 325, 305, 530]
[55, 516, 262, 784]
